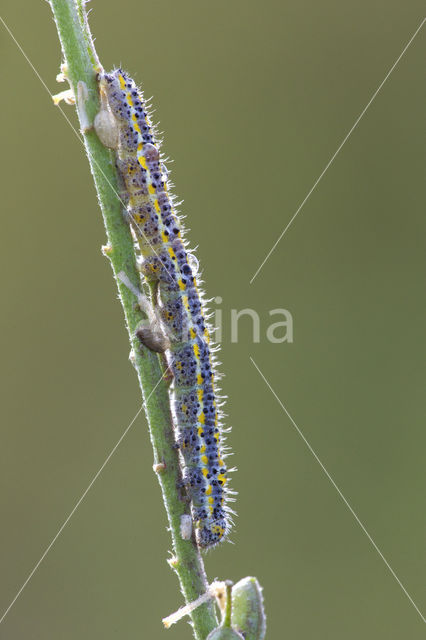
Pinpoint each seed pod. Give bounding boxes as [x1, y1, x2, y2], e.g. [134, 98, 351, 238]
[231, 577, 266, 640]
[94, 107, 119, 149]
[206, 627, 244, 640]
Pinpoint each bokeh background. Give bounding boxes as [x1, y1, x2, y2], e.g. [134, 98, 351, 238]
[1, 2, 425, 638]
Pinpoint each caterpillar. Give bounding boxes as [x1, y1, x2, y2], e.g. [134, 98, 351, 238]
[94, 69, 233, 548]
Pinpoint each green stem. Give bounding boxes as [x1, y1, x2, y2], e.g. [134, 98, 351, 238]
[48, 1, 217, 637]
[223, 581, 233, 628]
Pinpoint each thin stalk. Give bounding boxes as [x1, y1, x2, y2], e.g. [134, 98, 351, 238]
[222, 582, 233, 628]
[48, 1, 218, 637]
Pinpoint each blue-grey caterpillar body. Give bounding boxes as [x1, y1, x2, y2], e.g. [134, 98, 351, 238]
[95, 69, 233, 548]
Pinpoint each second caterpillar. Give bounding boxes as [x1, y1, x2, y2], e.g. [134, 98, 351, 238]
[95, 68, 233, 548]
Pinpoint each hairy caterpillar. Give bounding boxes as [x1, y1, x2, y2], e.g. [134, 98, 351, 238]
[95, 69, 234, 548]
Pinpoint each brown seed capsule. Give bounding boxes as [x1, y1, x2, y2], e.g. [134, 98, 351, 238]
[94, 108, 119, 149]
[136, 323, 169, 353]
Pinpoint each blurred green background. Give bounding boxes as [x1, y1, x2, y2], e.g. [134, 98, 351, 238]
[1, 1, 424, 638]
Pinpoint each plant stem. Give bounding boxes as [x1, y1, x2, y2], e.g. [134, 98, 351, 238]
[223, 582, 233, 628]
[48, 1, 218, 637]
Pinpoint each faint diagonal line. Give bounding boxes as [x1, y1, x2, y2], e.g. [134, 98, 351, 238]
[250, 356, 426, 623]
[0, 15, 176, 289]
[0, 15, 86, 144]
[249, 17, 426, 284]
[0, 371, 167, 626]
